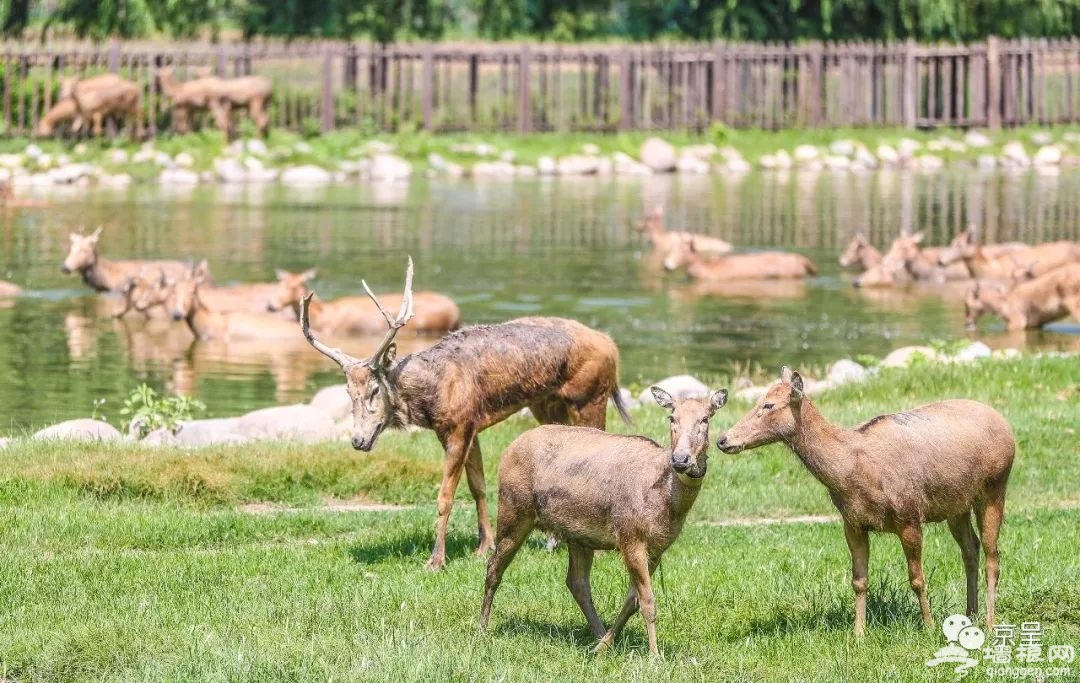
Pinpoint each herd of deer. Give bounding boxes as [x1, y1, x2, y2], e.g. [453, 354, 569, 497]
[840, 226, 1080, 330]
[35, 67, 271, 140]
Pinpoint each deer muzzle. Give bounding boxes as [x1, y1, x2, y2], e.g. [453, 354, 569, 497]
[715, 433, 743, 454]
[351, 424, 384, 452]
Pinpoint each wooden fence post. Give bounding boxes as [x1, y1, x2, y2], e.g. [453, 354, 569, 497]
[809, 42, 824, 127]
[902, 38, 917, 128]
[421, 44, 434, 131]
[618, 47, 632, 131]
[519, 44, 532, 133]
[711, 42, 725, 124]
[986, 36, 1001, 129]
[107, 40, 120, 73]
[321, 49, 334, 132]
[216, 44, 227, 76]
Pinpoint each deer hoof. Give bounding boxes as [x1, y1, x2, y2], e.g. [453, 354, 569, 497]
[592, 638, 612, 656]
[425, 555, 446, 572]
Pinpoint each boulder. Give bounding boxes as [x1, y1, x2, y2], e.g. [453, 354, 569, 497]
[722, 157, 752, 174]
[758, 154, 779, 170]
[581, 143, 600, 156]
[370, 154, 411, 181]
[174, 152, 195, 168]
[640, 137, 677, 172]
[280, 165, 332, 186]
[33, 419, 123, 443]
[310, 385, 352, 423]
[964, 130, 992, 148]
[158, 168, 200, 185]
[23, 143, 43, 159]
[876, 144, 900, 166]
[97, 173, 132, 188]
[897, 138, 921, 159]
[514, 165, 538, 177]
[612, 152, 651, 176]
[0, 153, 23, 168]
[556, 155, 599, 176]
[1034, 145, 1063, 166]
[792, 144, 819, 164]
[676, 155, 710, 174]
[1031, 131, 1053, 146]
[952, 341, 992, 363]
[826, 359, 869, 386]
[773, 150, 793, 169]
[106, 149, 129, 165]
[536, 156, 557, 175]
[829, 139, 855, 156]
[881, 346, 938, 368]
[472, 160, 516, 178]
[1001, 141, 1030, 167]
[236, 404, 338, 443]
[977, 154, 998, 170]
[824, 155, 851, 171]
[144, 418, 247, 447]
[639, 374, 709, 404]
[917, 154, 945, 172]
[49, 164, 94, 184]
[681, 144, 717, 160]
[853, 146, 878, 170]
[214, 157, 249, 183]
[244, 139, 269, 156]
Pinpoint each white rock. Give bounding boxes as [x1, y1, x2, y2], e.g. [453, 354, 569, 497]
[106, 149, 129, 165]
[581, 143, 600, 156]
[556, 155, 599, 175]
[1031, 131, 1053, 146]
[472, 160, 516, 178]
[826, 359, 869, 386]
[723, 157, 752, 174]
[612, 151, 651, 176]
[310, 385, 352, 422]
[1064, 132, 1080, 144]
[927, 138, 948, 152]
[369, 154, 411, 181]
[774, 149, 793, 169]
[23, 143, 42, 159]
[244, 139, 269, 156]
[71, 143, 87, 156]
[640, 137, 677, 172]
[214, 158, 248, 183]
[474, 143, 495, 157]
[132, 148, 156, 164]
[676, 155, 710, 174]
[338, 159, 370, 176]
[681, 144, 717, 160]
[174, 152, 194, 168]
[98, 173, 132, 188]
[917, 154, 945, 172]
[537, 156, 557, 175]
[157, 168, 200, 185]
[876, 144, 900, 166]
[427, 153, 448, 171]
[829, 140, 855, 156]
[243, 157, 265, 172]
[897, 138, 921, 159]
[759, 154, 778, 169]
[824, 155, 851, 171]
[639, 375, 709, 405]
[33, 418, 122, 443]
[977, 154, 998, 170]
[514, 165, 537, 177]
[952, 341, 992, 362]
[881, 346, 938, 368]
[853, 146, 877, 170]
[0, 153, 22, 168]
[1001, 141, 1030, 167]
[736, 385, 769, 402]
[280, 165, 332, 186]
[149, 418, 247, 447]
[49, 164, 94, 184]
[293, 141, 313, 154]
[965, 130, 992, 148]
[595, 157, 613, 176]
[793, 144, 819, 164]
[500, 150, 516, 163]
[35, 154, 52, 169]
[153, 151, 173, 167]
[237, 404, 337, 443]
[1034, 145, 1062, 166]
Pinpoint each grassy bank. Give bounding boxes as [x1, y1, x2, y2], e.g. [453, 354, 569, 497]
[1, 356, 1079, 681]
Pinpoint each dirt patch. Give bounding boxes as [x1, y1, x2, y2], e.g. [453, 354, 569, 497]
[238, 498, 413, 515]
[699, 514, 839, 528]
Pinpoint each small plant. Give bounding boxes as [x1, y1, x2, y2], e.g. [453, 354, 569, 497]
[120, 384, 205, 439]
[929, 338, 968, 357]
[855, 353, 881, 369]
[91, 397, 107, 422]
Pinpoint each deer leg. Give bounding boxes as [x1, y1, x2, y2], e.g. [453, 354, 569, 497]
[479, 505, 534, 632]
[977, 477, 1008, 628]
[429, 430, 474, 571]
[92, 112, 104, 137]
[594, 546, 657, 655]
[463, 438, 494, 556]
[899, 524, 934, 628]
[566, 543, 605, 639]
[948, 511, 981, 620]
[575, 394, 609, 430]
[843, 521, 870, 637]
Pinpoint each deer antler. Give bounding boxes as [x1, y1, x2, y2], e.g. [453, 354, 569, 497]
[363, 256, 415, 368]
[300, 293, 362, 369]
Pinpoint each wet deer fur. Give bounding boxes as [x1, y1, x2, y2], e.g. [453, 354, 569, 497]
[966, 262, 1080, 330]
[838, 233, 882, 270]
[938, 227, 1080, 279]
[300, 258, 633, 570]
[480, 387, 727, 656]
[717, 367, 1014, 635]
[637, 205, 733, 257]
[664, 233, 816, 280]
[61, 228, 194, 293]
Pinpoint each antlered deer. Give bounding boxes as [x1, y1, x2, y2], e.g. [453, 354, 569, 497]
[717, 367, 1014, 635]
[838, 233, 882, 270]
[965, 263, 1080, 330]
[61, 227, 195, 293]
[938, 227, 1080, 279]
[481, 387, 727, 656]
[267, 267, 460, 335]
[664, 234, 816, 280]
[637, 205, 733, 257]
[300, 258, 632, 570]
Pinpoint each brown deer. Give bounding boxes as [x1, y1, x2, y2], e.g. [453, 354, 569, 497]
[853, 232, 1031, 288]
[480, 387, 728, 656]
[965, 263, 1080, 330]
[34, 93, 84, 137]
[64, 74, 142, 138]
[300, 258, 633, 570]
[637, 205, 733, 257]
[664, 234, 816, 280]
[267, 267, 460, 335]
[838, 233, 882, 270]
[118, 261, 280, 318]
[165, 265, 300, 341]
[61, 228, 195, 293]
[717, 367, 1014, 635]
[938, 227, 1080, 279]
[156, 67, 230, 134]
[215, 74, 273, 138]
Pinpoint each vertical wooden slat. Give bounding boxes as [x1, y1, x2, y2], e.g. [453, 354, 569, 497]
[987, 36, 1001, 129]
[518, 45, 532, 133]
[321, 49, 333, 132]
[619, 47, 632, 131]
[902, 38, 917, 128]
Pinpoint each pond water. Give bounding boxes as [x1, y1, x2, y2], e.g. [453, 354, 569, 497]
[2, 169, 1080, 431]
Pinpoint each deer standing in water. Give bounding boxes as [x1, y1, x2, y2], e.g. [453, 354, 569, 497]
[717, 367, 1014, 635]
[938, 227, 1080, 279]
[838, 233, 882, 270]
[61, 227, 195, 294]
[481, 387, 727, 656]
[300, 258, 632, 570]
[637, 205, 733, 257]
[664, 234, 816, 280]
[965, 263, 1080, 330]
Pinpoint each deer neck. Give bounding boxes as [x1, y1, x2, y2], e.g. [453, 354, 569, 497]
[81, 255, 127, 292]
[382, 357, 432, 430]
[862, 246, 883, 268]
[785, 401, 856, 493]
[159, 73, 178, 98]
[185, 299, 225, 340]
[645, 219, 666, 248]
[667, 464, 705, 520]
[961, 246, 991, 278]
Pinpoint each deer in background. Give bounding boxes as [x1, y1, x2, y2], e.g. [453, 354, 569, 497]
[838, 233, 882, 270]
[35, 93, 84, 137]
[117, 261, 280, 318]
[267, 267, 460, 335]
[58, 74, 142, 138]
[61, 227, 196, 293]
[637, 205, 733, 257]
[717, 367, 1014, 635]
[664, 234, 816, 280]
[965, 263, 1080, 330]
[165, 264, 300, 341]
[481, 387, 727, 656]
[0, 280, 21, 297]
[938, 226, 1080, 279]
[301, 258, 633, 570]
[156, 67, 230, 134]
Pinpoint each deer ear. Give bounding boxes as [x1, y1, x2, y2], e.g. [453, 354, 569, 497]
[90, 226, 103, 240]
[382, 343, 397, 366]
[709, 389, 728, 413]
[650, 386, 675, 411]
[790, 372, 805, 401]
[780, 365, 793, 383]
[275, 269, 290, 282]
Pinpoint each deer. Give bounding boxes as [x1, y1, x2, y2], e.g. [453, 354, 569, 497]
[117, 261, 281, 318]
[34, 93, 85, 137]
[155, 67, 231, 134]
[853, 232, 1032, 288]
[214, 73, 273, 138]
[938, 227, 1080, 279]
[300, 258, 633, 570]
[838, 233, 882, 270]
[637, 205, 733, 257]
[663, 234, 816, 280]
[63, 74, 142, 138]
[267, 267, 460, 335]
[61, 227, 196, 294]
[480, 387, 728, 656]
[716, 367, 1014, 635]
[164, 264, 301, 341]
[0, 280, 21, 297]
[965, 263, 1080, 330]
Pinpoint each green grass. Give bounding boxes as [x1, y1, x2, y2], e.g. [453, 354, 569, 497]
[1, 356, 1079, 681]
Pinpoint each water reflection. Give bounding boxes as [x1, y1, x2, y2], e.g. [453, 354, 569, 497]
[1, 168, 1079, 429]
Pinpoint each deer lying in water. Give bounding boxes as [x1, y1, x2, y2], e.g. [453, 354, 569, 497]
[638, 205, 733, 257]
[267, 268, 460, 335]
[838, 233, 882, 270]
[938, 227, 1080, 279]
[664, 234, 816, 280]
[301, 258, 632, 570]
[481, 387, 727, 655]
[965, 263, 1080, 330]
[117, 261, 280, 318]
[717, 367, 1014, 635]
[853, 232, 1029, 287]
[61, 227, 195, 293]
[165, 265, 299, 341]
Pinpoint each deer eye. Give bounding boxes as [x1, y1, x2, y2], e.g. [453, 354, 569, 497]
[667, 415, 675, 423]
[762, 403, 774, 411]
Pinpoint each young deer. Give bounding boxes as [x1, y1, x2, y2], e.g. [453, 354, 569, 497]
[637, 205, 733, 257]
[938, 227, 1079, 279]
[965, 263, 1080, 330]
[267, 267, 460, 334]
[301, 258, 633, 570]
[838, 233, 883, 270]
[61, 227, 195, 294]
[717, 367, 1014, 635]
[118, 261, 280, 318]
[480, 387, 728, 656]
[664, 234, 816, 280]
[166, 265, 299, 341]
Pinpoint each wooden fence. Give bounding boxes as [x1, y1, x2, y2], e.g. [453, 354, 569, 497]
[6, 37, 1080, 137]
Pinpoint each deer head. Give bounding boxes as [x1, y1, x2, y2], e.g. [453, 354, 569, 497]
[61, 226, 103, 274]
[838, 232, 870, 268]
[652, 386, 728, 479]
[165, 261, 209, 321]
[716, 366, 804, 453]
[662, 233, 696, 272]
[114, 268, 169, 318]
[300, 257, 415, 451]
[938, 225, 978, 266]
[267, 267, 318, 312]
